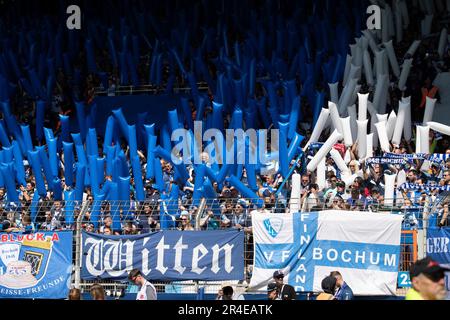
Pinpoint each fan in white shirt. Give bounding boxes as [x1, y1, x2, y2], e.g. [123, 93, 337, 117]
[128, 269, 157, 300]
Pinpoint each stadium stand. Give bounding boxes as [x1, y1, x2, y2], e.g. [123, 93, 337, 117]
[0, 0, 448, 300]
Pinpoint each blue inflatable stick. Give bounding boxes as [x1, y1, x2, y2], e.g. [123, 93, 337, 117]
[212, 101, 224, 131]
[74, 143, 88, 167]
[256, 97, 271, 129]
[118, 176, 131, 220]
[107, 182, 121, 231]
[12, 141, 26, 186]
[180, 97, 194, 131]
[52, 178, 62, 200]
[27, 150, 47, 197]
[154, 157, 164, 191]
[37, 146, 54, 186]
[146, 135, 157, 179]
[63, 189, 76, 226]
[48, 138, 59, 178]
[103, 115, 115, 148]
[88, 155, 100, 193]
[2, 146, 13, 162]
[131, 155, 145, 201]
[203, 178, 217, 199]
[59, 114, 71, 143]
[287, 133, 304, 163]
[63, 142, 74, 187]
[216, 163, 232, 184]
[85, 39, 97, 73]
[144, 123, 155, 137]
[195, 95, 206, 122]
[128, 124, 138, 157]
[143, 123, 155, 151]
[43, 127, 54, 145]
[96, 157, 106, 186]
[20, 125, 34, 152]
[71, 132, 83, 146]
[160, 125, 172, 152]
[35, 100, 46, 141]
[192, 164, 206, 206]
[74, 165, 86, 201]
[112, 157, 122, 182]
[0, 163, 19, 202]
[136, 112, 148, 149]
[87, 128, 99, 157]
[288, 96, 301, 140]
[0, 120, 11, 148]
[313, 90, 326, 127]
[105, 145, 115, 176]
[112, 108, 129, 142]
[227, 175, 262, 207]
[75, 102, 87, 141]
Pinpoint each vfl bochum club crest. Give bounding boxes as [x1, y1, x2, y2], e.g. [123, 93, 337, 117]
[264, 218, 283, 238]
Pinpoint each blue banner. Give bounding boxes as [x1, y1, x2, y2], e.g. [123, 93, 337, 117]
[426, 227, 450, 265]
[0, 232, 72, 299]
[81, 230, 244, 281]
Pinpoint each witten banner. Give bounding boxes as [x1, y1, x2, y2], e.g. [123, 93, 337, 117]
[81, 230, 244, 281]
[249, 211, 403, 295]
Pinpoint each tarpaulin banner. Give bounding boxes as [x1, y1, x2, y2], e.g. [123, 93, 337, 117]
[249, 211, 403, 295]
[0, 232, 72, 299]
[426, 227, 450, 267]
[81, 230, 244, 281]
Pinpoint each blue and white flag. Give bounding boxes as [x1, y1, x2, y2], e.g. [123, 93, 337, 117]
[81, 230, 244, 281]
[249, 211, 403, 295]
[0, 232, 72, 299]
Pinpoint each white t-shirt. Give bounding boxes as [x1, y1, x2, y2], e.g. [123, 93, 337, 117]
[136, 280, 157, 300]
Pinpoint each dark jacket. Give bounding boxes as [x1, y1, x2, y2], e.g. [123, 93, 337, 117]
[335, 282, 354, 300]
[278, 284, 297, 300]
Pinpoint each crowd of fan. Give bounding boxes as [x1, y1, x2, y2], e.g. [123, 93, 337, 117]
[1, 141, 450, 236]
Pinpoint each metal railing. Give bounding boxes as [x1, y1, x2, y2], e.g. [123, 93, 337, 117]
[94, 82, 210, 96]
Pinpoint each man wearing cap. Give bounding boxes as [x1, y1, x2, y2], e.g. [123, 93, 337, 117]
[273, 270, 296, 300]
[405, 257, 449, 300]
[267, 282, 280, 300]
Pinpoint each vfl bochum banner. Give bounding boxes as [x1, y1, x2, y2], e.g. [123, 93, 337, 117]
[249, 211, 403, 295]
[0, 232, 73, 299]
[81, 230, 244, 281]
